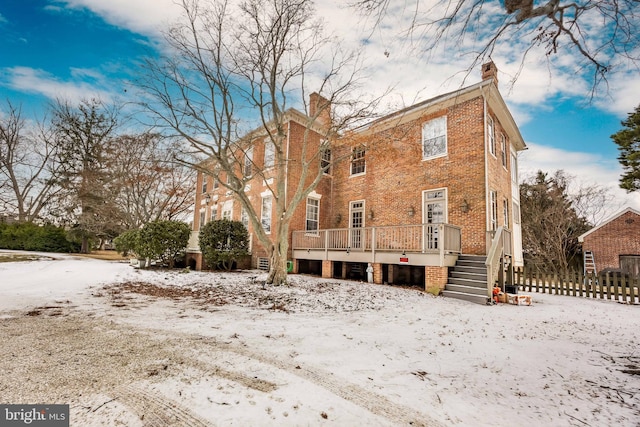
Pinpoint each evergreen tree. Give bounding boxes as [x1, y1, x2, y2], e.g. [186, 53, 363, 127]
[613, 104, 640, 192]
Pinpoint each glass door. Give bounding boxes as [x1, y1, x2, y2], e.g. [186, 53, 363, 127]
[423, 189, 446, 249]
[350, 201, 364, 249]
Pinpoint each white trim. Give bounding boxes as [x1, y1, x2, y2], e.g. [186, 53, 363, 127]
[349, 200, 366, 228]
[422, 188, 448, 224]
[421, 116, 447, 161]
[578, 207, 640, 242]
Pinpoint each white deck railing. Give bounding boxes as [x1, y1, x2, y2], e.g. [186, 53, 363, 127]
[292, 224, 462, 254]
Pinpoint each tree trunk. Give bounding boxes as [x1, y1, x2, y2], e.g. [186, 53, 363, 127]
[267, 248, 288, 285]
[80, 236, 90, 254]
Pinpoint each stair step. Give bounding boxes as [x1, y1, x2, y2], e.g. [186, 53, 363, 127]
[447, 277, 486, 288]
[456, 260, 486, 268]
[450, 271, 487, 281]
[457, 254, 487, 262]
[445, 283, 487, 296]
[442, 290, 489, 305]
[442, 254, 491, 305]
[453, 265, 486, 275]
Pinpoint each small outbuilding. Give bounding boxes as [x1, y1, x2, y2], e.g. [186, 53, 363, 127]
[578, 207, 640, 276]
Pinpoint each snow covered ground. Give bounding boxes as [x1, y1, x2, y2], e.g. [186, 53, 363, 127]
[0, 250, 638, 426]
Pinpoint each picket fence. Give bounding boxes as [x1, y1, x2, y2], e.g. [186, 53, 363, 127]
[513, 268, 639, 304]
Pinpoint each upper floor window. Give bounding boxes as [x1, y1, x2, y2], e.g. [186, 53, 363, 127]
[488, 116, 496, 157]
[222, 200, 233, 220]
[321, 148, 332, 175]
[261, 195, 272, 233]
[264, 141, 275, 169]
[201, 176, 208, 193]
[210, 204, 218, 221]
[240, 207, 249, 228]
[422, 116, 447, 160]
[244, 148, 253, 177]
[199, 210, 206, 229]
[503, 198, 509, 229]
[306, 197, 320, 232]
[500, 134, 507, 168]
[490, 190, 498, 231]
[511, 152, 518, 183]
[351, 146, 365, 175]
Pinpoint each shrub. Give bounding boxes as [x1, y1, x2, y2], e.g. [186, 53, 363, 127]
[0, 222, 79, 252]
[199, 219, 249, 271]
[113, 229, 141, 258]
[137, 220, 191, 268]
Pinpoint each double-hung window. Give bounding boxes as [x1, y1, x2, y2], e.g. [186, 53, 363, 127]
[511, 152, 518, 184]
[261, 195, 272, 233]
[490, 190, 498, 231]
[201, 176, 208, 193]
[306, 198, 320, 232]
[351, 146, 365, 175]
[500, 134, 507, 167]
[222, 200, 233, 220]
[321, 148, 332, 175]
[503, 199, 509, 229]
[244, 148, 253, 177]
[240, 207, 249, 228]
[422, 116, 447, 159]
[264, 142, 275, 169]
[199, 210, 206, 229]
[488, 116, 496, 157]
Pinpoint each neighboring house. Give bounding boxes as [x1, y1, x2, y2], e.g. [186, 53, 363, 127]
[578, 207, 640, 276]
[186, 62, 526, 302]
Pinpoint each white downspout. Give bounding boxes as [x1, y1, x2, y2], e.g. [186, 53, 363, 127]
[482, 93, 490, 236]
[285, 121, 290, 205]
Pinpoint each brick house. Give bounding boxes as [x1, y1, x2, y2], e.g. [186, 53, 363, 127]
[578, 207, 640, 276]
[186, 62, 526, 302]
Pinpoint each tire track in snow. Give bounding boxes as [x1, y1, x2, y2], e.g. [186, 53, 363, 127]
[114, 384, 212, 427]
[190, 338, 445, 427]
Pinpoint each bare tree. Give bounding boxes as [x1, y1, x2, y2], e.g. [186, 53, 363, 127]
[352, 0, 639, 88]
[520, 170, 614, 273]
[139, 0, 379, 285]
[52, 98, 122, 253]
[0, 101, 62, 222]
[111, 133, 196, 229]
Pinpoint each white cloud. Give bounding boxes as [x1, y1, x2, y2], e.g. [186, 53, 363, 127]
[54, 0, 180, 37]
[1, 66, 114, 104]
[519, 142, 640, 222]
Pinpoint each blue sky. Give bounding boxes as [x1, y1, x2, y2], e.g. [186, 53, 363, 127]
[1, 0, 639, 221]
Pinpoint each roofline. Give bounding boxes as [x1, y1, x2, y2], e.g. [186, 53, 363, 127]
[352, 78, 526, 151]
[578, 206, 640, 242]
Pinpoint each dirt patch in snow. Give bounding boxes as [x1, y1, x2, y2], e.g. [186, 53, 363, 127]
[104, 276, 430, 314]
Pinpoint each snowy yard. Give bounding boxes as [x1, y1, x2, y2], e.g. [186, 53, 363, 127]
[0, 251, 638, 426]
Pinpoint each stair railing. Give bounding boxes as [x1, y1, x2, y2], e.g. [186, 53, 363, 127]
[485, 226, 512, 300]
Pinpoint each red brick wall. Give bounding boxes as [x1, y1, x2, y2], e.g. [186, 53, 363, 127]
[582, 211, 640, 271]
[191, 120, 328, 268]
[189, 88, 519, 270]
[329, 96, 515, 255]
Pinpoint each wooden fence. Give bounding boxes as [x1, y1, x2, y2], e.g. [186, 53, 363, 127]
[513, 268, 639, 304]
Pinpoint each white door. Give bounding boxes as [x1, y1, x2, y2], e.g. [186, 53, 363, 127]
[350, 201, 365, 249]
[423, 189, 446, 249]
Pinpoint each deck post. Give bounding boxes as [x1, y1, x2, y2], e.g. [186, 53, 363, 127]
[321, 260, 332, 278]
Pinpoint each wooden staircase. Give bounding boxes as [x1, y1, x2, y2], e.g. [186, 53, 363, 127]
[442, 254, 489, 305]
